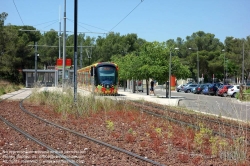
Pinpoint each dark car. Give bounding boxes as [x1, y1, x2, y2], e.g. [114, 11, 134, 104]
[208, 83, 223, 95]
[183, 84, 198, 93]
[217, 85, 232, 97]
[193, 84, 210, 94]
[202, 86, 209, 95]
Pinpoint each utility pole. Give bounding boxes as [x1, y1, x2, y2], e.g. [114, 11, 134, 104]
[242, 40, 245, 84]
[197, 49, 199, 84]
[62, 0, 66, 84]
[59, 6, 61, 59]
[73, 0, 78, 102]
[34, 42, 38, 83]
[80, 41, 82, 69]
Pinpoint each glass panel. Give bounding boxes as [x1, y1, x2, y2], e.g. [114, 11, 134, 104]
[97, 66, 116, 85]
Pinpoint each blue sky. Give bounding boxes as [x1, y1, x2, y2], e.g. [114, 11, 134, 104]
[1, 0, 250, 43]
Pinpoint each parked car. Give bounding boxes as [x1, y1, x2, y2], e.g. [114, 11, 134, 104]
[193, 84, 210, 94]
[208, 83, 223, 95]
[246, 83, 250, 87]
[183, 84, 198, 93]
[178, 84, 187, 92]
[217, 85, 232, 97]
[202, 86, 209, 95]
[227, 85, 240, 98]
[191, 86, 197, 93]
[215, 85, 224, 96]
[176, 84, 185, 92]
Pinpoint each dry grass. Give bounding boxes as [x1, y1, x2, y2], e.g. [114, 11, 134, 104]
[0, 80, 24, 95]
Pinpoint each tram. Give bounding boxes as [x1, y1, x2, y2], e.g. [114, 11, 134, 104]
[77, 62, 119, 95]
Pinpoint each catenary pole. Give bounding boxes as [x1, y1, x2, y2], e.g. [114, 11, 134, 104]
[74, 0, 78, 102]
[35, 42, 38, 83]
[62, 0, 66, 84]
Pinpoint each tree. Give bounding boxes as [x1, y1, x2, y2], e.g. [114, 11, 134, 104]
[0, 12, 8, 26]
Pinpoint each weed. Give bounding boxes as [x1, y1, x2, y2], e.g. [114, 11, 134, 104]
[128, 128, 136, 135]
[209, 136, 219, 156]
[167, 125, 173, 139]
[194, 124, 212, 152]
[155, 127, 162, 135]
[106, 120, 114, 131]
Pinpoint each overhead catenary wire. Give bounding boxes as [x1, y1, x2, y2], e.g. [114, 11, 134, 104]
[67, 18, 109, 36]
[20, 1, 144, 36]
[74, 19, 109, 32]
[12, 0, 24, 25]
[33, 19, 59, 27]
[109, 0, 144, 32]
[67, 18, 92, 32]
[69, 1, 144, 35]
[43, 20, 59, 29]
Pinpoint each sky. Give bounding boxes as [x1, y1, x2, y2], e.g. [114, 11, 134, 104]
[1, 0, 250, 43]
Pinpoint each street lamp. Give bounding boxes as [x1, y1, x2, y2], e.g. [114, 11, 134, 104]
[242, 40, 245, 85]
[189, 47, 199, 83]
[168, 47, 179, 99]
[34, 42, 38, 83]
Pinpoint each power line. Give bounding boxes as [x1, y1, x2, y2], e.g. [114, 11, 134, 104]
[12, 0, 24, 25]
[33, 19, 58, 27]
[43, 20, 59, 29]
[109, 0, 144, 32]
[67, 19, 92, 32]
[71, 19, 109, 32]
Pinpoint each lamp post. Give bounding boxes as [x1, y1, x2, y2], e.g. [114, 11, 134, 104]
[168, 47, 179, 99]
[34, 42, 38, 83]
[189, 47, 199, 83]
[242, 40, 245, 84]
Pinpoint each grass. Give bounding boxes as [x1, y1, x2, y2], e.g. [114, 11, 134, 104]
[27, 86, 121, 119]
[0, 80, 24, 96]
[25, 85, 249, 164]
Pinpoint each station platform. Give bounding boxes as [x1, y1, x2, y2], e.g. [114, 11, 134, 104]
[0, 87, 180, 107]
[118, 90, 180, 106]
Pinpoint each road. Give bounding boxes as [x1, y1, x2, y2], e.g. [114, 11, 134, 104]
[154, 87, 250, 122]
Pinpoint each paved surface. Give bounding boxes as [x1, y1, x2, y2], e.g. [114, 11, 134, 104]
[118, 90, 181, 106]
[0, 87, 181, 106]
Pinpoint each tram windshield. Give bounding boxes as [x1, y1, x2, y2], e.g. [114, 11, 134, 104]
[97, 66, 116, 85]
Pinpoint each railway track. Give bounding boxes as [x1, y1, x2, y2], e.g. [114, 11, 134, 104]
[1, 88, 249, 165]
[129, 100, 250, 144]
[0, 90, 164, 165]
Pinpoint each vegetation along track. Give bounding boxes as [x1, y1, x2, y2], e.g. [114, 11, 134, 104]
[130, 100, 250, 144]
[1, 89, 250, 165]
[0, 88, 30, 101]
[0, 95, 163, 165]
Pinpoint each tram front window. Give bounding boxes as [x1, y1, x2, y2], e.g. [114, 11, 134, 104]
[97, 66, 116, 85]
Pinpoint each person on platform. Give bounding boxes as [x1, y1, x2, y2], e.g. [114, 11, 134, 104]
[150, 79, 155, 96]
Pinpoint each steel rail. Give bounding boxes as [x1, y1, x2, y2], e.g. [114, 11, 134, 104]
[0, 115, 79, 166]
[19, 98, 165, 166]
[133, 100, 250, 132]
[130, 101, 250, 145]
